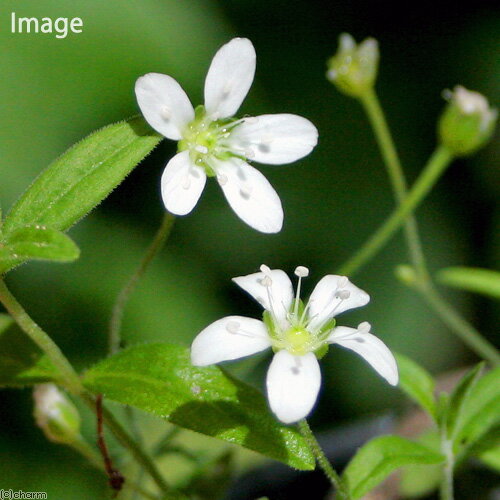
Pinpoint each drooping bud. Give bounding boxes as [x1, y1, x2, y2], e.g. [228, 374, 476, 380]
[33, 383, 81, 445]
[438, 86, 497, 156]
[326, 33, 379, 97]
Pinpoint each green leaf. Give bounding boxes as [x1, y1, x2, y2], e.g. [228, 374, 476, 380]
[0, 225, 80, 274]
[467, 426, 500, 472]
[3, 116, 161, 234]
[83, 343, 315, 471]
[437, 267, 500, 300]
[342, 435, 444, 499]
[454, 366, 500, 448]
[445, 363, 484, 441]
[0, 313, 58, 387]
[395, 353, 437, 420]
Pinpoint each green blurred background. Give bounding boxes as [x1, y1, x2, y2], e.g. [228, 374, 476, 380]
[0, 0, 498, 497]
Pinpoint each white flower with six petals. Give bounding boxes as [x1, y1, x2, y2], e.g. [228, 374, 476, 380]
[135, 38, 318, 233]
[191, 265, 398, 424]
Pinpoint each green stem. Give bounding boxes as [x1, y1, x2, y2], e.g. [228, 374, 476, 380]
[439, 431, 455, 500]
[418, 282, 500, 365]
[298, 419, 349, 499]
[109, 212, 175, 354]
[0, 279, 83, 395]
[0, 279, 170, 494]
[360, 89, 430, 281]
[338, 145, 452, 277]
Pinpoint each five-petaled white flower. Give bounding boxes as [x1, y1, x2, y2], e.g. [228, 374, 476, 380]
[191, 265, 398, 424]
[135, 38, 318, 233]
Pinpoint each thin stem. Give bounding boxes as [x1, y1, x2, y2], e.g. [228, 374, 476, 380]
[440, 430, 455, 500]
[109, 212, 175, 354]
[360, 89, 430, 281]
[0, 279, 83, 395]
[338, 145, 452, 277]
[81, 392, 171, 495]
[418, 282, 500, 365]
[0, 279, 171, 494]
[298, 419, 348, 499]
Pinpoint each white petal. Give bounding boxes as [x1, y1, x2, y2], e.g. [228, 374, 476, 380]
[232, 268, 294, 326]
[228, 114, 318, 165]
[161, 151, 206, 215]
[266, 351, 321, 424]
[135, 73, 194, 140]
[191, 316, 271, 366]
[214, 158, 283, 233]
[204, 38, 256, 119]
[307, 275, 370, 331]
[328, 326, 399, 386]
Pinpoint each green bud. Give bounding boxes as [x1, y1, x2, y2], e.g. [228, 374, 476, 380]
[326, 33, 379, 97]
[395, 264, 418, 287]
[438, 86, 497, 156]
[33, 383, 81, 445]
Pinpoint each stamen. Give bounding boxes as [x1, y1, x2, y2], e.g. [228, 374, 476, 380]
[195, 145, 208, 154]
[260, 276, 272, 287]
[357, 321, 371, 333]
[161, 107, 171, 120]
[243, 116, 258, 124]
[260, 264, 271, 274]
[226, 321, 241, 334]
[293, 266, 309, 317]
[217, 173, 228, 186]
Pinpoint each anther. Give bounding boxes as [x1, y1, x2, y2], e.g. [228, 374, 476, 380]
[260, 276, 272, 287]
[217, 173, 228, 186]
[294, 266, 309, 278]
[337, 290, 351, 300]
[260, 264, 271, 274]
[161, 107, 171, 120]
[358, 322, 371, 333]
[195, 145, 208, 154]
[226, 321, 241, 334]
[243, 117, 258, 124]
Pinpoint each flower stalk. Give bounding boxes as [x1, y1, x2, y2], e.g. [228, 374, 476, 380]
[109, 211, 175, 354]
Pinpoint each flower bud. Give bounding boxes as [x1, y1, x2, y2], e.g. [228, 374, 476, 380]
[33, 383, 81, 445]
[395, 265, 418, 287]
[438, 86, 497, 156]
[326, 33, 379, 97]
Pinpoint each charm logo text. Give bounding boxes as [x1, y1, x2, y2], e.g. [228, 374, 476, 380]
[11, 12, 83, 39]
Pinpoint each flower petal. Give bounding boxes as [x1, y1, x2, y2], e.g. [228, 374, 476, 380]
[328, 326, 399, 385]
[266, 351, 321, 424]
[213, 158, 283, 233]
[232, 267, 294, 327]
[204, 38, 256, 119]
[307, 275, 370, 331]
[228, 114, 318, 165]
[191, 316, 271, 366]
[135, 73, 194, 140]
[161, 151, 206, 215]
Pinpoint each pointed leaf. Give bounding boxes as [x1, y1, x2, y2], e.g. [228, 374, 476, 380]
[342, 435, 445, 499]
[395, 353, 437, 419]
[437, 267, 500, 300]
[0, 225, 80, 274]
[454, 366, 500, 448]
[445, 363, 484, 440]
[0, 314, 58, 387]
[83, 343, 315, 470]
[3, 116, 161, 234]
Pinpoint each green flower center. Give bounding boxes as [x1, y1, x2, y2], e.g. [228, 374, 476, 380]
[177, 105, 240, 176]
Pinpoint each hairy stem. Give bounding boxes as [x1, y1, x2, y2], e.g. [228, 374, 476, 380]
[360, 89, 430, 281]
[109, 212, 175, 354]
[0, 279, 83, 394]
[298, 419, 349, 499]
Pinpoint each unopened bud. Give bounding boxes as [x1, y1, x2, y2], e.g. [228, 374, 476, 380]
[395, 265, 418, 287]
[33, 384, 81, 445]
[326, 33, 379, 97]
[438, 86, 497, 156]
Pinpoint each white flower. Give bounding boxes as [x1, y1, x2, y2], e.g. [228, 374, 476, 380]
[191, 265, 399, 424]
[135, 38, 318, 233]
